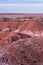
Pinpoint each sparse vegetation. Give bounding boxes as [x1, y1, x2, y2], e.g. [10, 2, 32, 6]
[3, 17, 10, 22]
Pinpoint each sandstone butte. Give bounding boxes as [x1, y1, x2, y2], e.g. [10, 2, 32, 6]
[0, 13, 43, 65]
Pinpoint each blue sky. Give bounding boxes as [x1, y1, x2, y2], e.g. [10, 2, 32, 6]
[0, 0, 43, 13]
[0, 0, 43, 3]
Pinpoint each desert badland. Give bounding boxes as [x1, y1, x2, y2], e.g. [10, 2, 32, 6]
[0, 13, 43, 65]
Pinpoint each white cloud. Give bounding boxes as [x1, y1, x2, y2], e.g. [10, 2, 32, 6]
[0, 3, 43, 8]
[0, 3, 43, 13]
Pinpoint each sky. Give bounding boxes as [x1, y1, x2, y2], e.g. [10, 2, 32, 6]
[0, 0, 43, 3]
[0, 0, 43, 13]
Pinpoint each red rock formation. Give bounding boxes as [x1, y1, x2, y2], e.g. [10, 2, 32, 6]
[0, 13, 43, 65]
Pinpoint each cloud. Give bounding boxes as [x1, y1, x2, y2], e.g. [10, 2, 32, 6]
[0, 3, 43, 8]
[0, 4, 43, 13]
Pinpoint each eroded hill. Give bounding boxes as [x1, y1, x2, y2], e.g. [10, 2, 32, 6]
[0, 13, 43, 65]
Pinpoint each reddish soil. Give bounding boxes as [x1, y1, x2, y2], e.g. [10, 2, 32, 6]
[0, 13, 43, 65]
